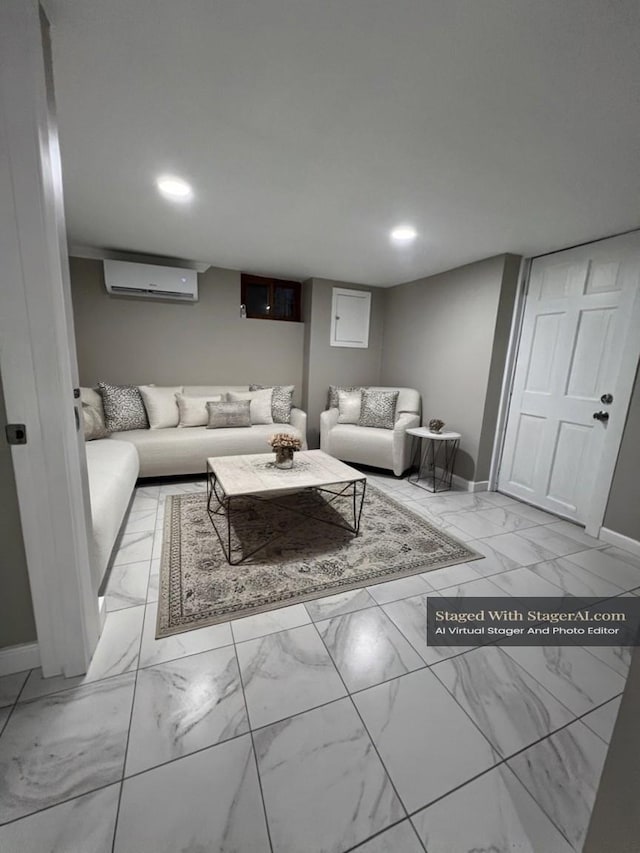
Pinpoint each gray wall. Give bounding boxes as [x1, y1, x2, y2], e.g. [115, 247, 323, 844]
[303, 278, 386, 447]
[381, 255, 520, 482]
[604, 364, 640, 540]
[70, 258, 305, 395]
[0, 375, 37, 649]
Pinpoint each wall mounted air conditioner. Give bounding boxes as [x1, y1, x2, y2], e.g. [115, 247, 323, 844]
[103, 259, 198, 301]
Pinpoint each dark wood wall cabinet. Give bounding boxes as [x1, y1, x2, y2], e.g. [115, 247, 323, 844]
[241, 274, 302, 322]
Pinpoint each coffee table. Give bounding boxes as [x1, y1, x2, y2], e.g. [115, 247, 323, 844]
[206, 449, 367, 564]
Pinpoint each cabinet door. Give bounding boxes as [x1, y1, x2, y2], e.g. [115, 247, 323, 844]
[330, 288, 371, 348]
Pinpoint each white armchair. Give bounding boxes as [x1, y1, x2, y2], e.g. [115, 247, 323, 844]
[320, 387, 421, 476]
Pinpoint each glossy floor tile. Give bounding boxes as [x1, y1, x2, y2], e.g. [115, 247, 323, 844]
[105, 560, 150, 611]
[230, 602, 310, 644]
[581, 695, 622, 744]
[528, 556, 625, 598]
[354, 669, 498, 812]
[138, 602, 233, 669]
[0, 673, 134, 823]
[304, 587, 377, 621]
[566, 548, 640, 591]
[355, 820, 424, 853]
[254, 699, 404, 853]
[0, 671, 28, 708]
[114, 735, 270, 852]
[126, 646, 248, 775]
[412, 764, 574, 852]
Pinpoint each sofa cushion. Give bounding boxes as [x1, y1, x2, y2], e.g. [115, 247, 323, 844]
[98, 381, 149, 432]
[226, 389, 274, 424]
[359, 388, 399, 430]
[82, 402, 110, 441]
[176, 393, 222, 427]
[139, 385, 182, 429]
[328, 384, 362, 410]
[337, 389, 362, 424]
[207, 400, 251, 429]
[249, 384, 294, 423]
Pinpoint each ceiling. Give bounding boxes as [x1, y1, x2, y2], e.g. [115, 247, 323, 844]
[49, 0, 640, 286]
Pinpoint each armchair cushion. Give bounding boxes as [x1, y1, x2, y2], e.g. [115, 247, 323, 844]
[359, 389, 399, 430]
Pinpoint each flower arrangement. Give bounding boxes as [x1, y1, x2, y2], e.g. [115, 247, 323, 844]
[428, 418, 445, 433]
[268, 433, 302, 451]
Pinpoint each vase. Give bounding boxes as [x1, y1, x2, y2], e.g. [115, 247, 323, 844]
[274, 447, 294, 469]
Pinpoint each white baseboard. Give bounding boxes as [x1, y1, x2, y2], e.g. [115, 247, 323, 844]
[451, 474, 489, 493]
[0, 642, 40, 677]
[599, 527, 640, 558]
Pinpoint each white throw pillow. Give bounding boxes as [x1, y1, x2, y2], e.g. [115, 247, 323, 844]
[138, 385, 182, 429]
[226, 389, 274, 424]
[176, 393, 222, 427]
[337, 389, 362, 424]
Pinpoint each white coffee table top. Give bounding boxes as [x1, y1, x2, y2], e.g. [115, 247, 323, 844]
[406, 427, 461, 440]
[207, 449, 366, 497]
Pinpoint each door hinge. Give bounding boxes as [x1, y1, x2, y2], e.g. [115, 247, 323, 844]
[5, 423, 27, 445]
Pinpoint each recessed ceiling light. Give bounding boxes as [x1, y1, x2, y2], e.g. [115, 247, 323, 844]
[156, 175, 193, 202]
[390, 225, 417, 244]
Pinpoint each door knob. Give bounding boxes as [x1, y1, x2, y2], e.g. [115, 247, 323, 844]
[593, 411, 610, 422]
[600, 393, 613, 404]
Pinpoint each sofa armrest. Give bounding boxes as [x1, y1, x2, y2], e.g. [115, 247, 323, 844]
[320, 408, 339, 453]
[289, 407, 308, 449]
[392, 412, 421, 476]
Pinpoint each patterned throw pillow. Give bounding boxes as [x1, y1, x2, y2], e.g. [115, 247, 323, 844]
[358, 389, 399, 430]
[328, 384, 363, 410]
[249, 384, 294, 423]
[81, 402, 110, 441]
[337, 389, 362, 424]
[206, 400, 251, 429]
[98, 382, 149, 432]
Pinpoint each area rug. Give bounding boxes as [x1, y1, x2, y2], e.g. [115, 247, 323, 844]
[156, 484, 482, 637]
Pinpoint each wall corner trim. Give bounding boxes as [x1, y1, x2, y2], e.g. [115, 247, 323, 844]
[0, 642, 40, 677]
[598, 527, 640, 559]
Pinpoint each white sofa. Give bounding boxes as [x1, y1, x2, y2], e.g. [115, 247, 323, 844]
[320, 386, 421, 476]
[81, 384, 308, 584]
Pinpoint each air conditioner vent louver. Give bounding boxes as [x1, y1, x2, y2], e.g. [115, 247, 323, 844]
[103, 260, 198, 302]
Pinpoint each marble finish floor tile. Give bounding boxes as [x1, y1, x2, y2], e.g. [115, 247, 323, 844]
[566, 548, 640, 591]
[254, 698, 404, 853]
[146, 562, 159, 603]
[412, 764, 574, 853]
[138, 602, 233, 669]
[366, 573, 431, 605]
[437, 510, 507, 539]
[474, 506, 543, 533]
[506, 503, 559, 525]
[502, 645, 625, 717]
[382, 593, 475, 666]
[528, 557, 625, 598]
[231, 603, 310, 644]
[544, 521, 604, 550]
[126, 646, 248, 775]
[0, 707, 10, 734]
[129, 495, 158, 513]
[420, 560, 482, 590]
[488, 566, 572, 600]
[355, 820, 424, 853]
[114, 735, 270, 853]
[354, 669, 498, 812]
[105, 560, 150, 611]
[508, 719, 608, 851]
[481, 532, 558, 567]
[581, 695, 622, 743]
[515, 524, 601, 558]
[0, 672, 135, 823]
[438, 575, 510, 606]
[84, 605, 144, 681]
[586, 643, 632, 678]
[462, 538, 521, 577]
[600, 544, 640, 569]
[412, 492, 497, 515]
[478, 490, 520, 507]
[304, 588, 377, 621]
[121, 508, 157, 535]
[236, 624, 345, 728]
[0, 671, 29, 708]
[18, 669, 87, 704]
[317, 607, 424, 692]
[0, 783, 120, 853]
[432, 646, 574, 758]
[112, 530, 154, 566]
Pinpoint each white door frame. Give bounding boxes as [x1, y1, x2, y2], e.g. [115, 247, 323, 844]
[490, 232, 640, 537]
[0, 1, 99, 677]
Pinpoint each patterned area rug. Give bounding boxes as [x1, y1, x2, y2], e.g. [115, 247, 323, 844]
[157, 484, 481, 637]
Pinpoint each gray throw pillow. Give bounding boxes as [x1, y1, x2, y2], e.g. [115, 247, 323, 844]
[328, 384, 363, 410]
[206, 400, 251, 429]
[358, 389, 399, 430]
[98, 381, 149, 432]
[337, 389, 362, 424]
[249, 384, 294, 423]
[81, 402, 110, 441]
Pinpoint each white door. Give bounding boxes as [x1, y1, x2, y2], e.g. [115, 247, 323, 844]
[499, 232, 640, 532]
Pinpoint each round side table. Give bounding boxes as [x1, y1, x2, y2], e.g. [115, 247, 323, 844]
[406, 427, 461, 493]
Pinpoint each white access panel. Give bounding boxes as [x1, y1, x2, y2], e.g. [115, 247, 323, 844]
[330, 287, 371, 348]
